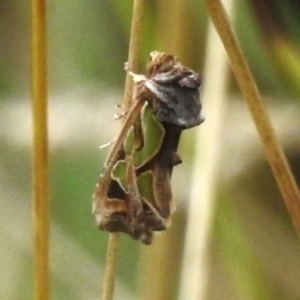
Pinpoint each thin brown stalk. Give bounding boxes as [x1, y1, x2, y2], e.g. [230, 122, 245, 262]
[123, 0, 145, 110]
[205, 0, 300, 236]
[101, 233, 120, 300]
[31, 0, 49, 299]
[101, 1, 145, 300]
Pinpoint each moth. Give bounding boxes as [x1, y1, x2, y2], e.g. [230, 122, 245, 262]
[93, 51, 204, 244]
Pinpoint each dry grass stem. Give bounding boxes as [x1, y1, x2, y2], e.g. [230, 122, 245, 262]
[123, 0, 145, 110]
[31, 0, 49, 299]
[101, 234, 120, 300]
[206, 0, 300, 236]
[101, 1, 145, 300]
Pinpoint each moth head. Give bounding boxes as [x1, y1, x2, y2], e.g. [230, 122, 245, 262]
[147, 51, 178, 76]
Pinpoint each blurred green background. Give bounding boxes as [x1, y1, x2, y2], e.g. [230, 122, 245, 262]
[1, 1, 300, 299]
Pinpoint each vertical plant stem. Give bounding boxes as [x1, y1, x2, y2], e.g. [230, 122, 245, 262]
[31, 0, 49, 300]
[178, 1, 233, 299]
[206, 0, 300, 236]
[101, 1, 145, 300]
[101, 233, 120, 300]
[123, 0, 145, 110]
[156, 0, 187, 56]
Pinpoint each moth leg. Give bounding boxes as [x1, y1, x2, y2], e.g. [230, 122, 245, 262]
[114, 111, 127, 120]
[124, 62, 147, 83]
[124, 66, 146, 83]
[143, 199, 168, 231]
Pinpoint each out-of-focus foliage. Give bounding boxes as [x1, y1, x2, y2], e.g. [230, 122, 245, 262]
[1, 0, 300, 299]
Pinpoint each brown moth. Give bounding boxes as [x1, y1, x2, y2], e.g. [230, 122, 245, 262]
[92, 51, 204, 244]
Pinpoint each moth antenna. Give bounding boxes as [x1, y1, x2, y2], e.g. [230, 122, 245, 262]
[99, 137, 117, 150]
[114, 111, 128, 120]
[114, 104, 128, 120]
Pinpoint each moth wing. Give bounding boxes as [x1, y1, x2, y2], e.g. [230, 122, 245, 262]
[178, 73, 201, 88]
[145, 80, 204, 129]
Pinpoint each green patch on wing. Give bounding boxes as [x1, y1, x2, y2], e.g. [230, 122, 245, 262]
[124, 104, 165, 168]
[111, 160, 127, 191]
[137, 171, 156, 207]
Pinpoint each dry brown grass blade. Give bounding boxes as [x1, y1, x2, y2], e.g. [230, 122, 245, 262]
[101, 233, 120, 300]
[101, 1, 145, 300]
[123, 0, 145, 110]
[31, 0, 49, 299]
[205, 0, 300, 236]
